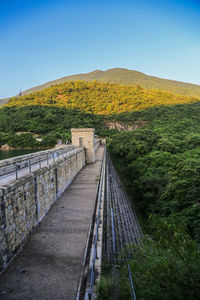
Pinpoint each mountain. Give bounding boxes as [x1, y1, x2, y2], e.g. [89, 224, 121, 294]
[22, 68, 200, 98]
[0, 98, 11, 106]
[6, 81, 198, 115]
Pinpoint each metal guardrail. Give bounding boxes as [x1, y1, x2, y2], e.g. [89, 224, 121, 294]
[0, 146, 75, 181]
[127, 263, 137, 300]
[111, 208, 116, 253]
[94, 139, 101, 152]
[106, 251, 137, 300]
[79, 149, 138, 300]
[87, 148, 106, 300]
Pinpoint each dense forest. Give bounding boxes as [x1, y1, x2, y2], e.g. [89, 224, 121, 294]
[109, 102, 200, 241]
[0, 106, 104, 148]
[104, 103, 200, 299]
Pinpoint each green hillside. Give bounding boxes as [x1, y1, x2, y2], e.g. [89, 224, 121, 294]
[5, 81, 198, 115]
[22, 68, 200, 98]
[105, 102, 200, 299]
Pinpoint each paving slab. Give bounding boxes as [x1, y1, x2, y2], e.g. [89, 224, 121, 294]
[0, 147, 104, 300]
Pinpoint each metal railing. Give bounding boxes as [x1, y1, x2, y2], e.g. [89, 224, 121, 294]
[105, 251, 137, 300]
[87, 148, 106, 300]
[0, 146, 79, 184]
[78, 149, 138, 300]
[127, 263, 137, 300]
[0, 147, 72, 168]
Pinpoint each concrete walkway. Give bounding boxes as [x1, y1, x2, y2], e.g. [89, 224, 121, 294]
[0, 147, 104, 300]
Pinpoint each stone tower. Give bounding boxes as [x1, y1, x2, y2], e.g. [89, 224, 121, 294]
[71, 128, 96, 164]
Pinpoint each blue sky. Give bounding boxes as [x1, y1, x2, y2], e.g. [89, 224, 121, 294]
[0, 0, 200, 98]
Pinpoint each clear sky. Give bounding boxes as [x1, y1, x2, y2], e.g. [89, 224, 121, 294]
[0, 0, 200, 98]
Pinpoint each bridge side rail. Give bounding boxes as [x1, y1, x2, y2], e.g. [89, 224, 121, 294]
[94, 139, 101, 152]
[75, 147, 106, 300]
[0, 146, 75, 177]
[86, 147, 106, 299]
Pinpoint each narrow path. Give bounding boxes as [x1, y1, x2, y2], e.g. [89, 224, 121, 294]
[0, 147, 104, 300]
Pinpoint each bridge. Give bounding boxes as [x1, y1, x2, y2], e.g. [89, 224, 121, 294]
[0, 128, 142, 299]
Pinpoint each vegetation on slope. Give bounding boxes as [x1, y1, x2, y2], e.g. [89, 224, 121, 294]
[106, 103, 200, 299]
[0, 106, 104, 148]
[118, 219, 200, 299]
[109, 102, 200, 241]
[22, 68, 200, 98]
[5, 81, 198, 114]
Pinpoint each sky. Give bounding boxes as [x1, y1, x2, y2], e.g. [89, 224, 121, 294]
[0, 0, 200, 98]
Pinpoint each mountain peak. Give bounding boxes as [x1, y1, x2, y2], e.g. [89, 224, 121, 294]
[21, 67, 200, 98]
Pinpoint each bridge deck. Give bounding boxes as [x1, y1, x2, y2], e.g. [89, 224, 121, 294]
[0, 147, 104, 300]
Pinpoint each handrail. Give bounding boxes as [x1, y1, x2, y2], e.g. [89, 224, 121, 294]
[0, 145, 74, 166]
[0, 146, 76, 179]
[75, 183, 99, 300]
[87, 147, 106, 300]
[127, 262, 137, 300]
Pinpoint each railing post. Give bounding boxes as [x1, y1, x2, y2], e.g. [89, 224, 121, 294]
[29, 160, 31, 173]
[128, 263, 137, 300]
[15, 164, 18, 180]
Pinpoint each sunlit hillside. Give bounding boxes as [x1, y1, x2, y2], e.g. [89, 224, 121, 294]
[5, 81, 198, 114]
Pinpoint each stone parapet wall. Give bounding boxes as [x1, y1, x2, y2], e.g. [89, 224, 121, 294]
[0, 148, 85, 273]
[0, 146, 74, 177]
